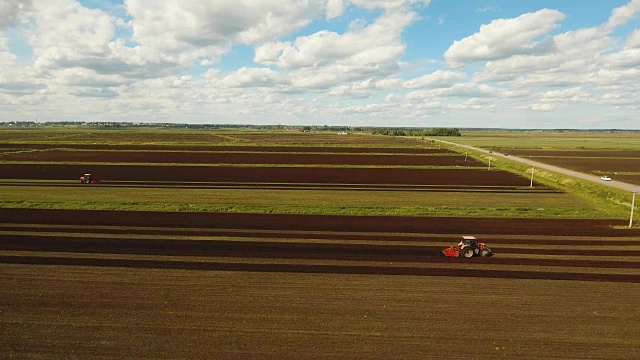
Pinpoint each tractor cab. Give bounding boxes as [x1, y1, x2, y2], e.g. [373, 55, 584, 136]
[79, 173, 97, 184]
[458, 236, 478, 249]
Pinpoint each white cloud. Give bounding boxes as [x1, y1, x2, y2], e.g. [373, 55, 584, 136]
[516, 103, 554, 112]
[0, 34, 17, 65]
[348, 0, 430, 10]
[326, 0, 344, 19]
[404, 70, 465, 89]
[255, 11, 415, 69]
[0, 0, 639, 128]
[603, 0, 640, 31]
[221, 67, 290, 88]
[627, 30, 640, 48]
[541, 87, 590, 103]
[0, 0, 31, 28]
[444, 9, 565, 67]
[125, 0, 323, 51]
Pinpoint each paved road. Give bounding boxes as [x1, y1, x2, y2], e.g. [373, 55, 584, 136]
[433, 139, 640, 193]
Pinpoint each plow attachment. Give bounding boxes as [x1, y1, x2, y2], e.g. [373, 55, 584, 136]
[442, 246, 459, 257]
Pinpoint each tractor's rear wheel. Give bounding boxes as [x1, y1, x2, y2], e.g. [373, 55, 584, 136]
[481, 249, 491, 257]
[461, 248, 474, 258]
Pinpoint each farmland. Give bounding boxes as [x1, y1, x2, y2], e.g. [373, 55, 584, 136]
[1, 128, 639, 359]
[439, 130, 640, 186]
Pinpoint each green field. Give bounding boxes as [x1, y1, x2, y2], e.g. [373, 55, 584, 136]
[0, 185, 611, 217]
[440, 131, 640, 150]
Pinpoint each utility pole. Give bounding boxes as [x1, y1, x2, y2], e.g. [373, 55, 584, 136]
[630, 192, 636, 228]
[530, 165, 535, 188]
[465, 149, 468, 162]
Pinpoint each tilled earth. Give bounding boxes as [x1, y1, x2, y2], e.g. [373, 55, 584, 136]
[1, 142, 639, 359]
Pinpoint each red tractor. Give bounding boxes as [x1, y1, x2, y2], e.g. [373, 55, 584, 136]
[79, 173, 98, 184]
[442, 236, 493, 258]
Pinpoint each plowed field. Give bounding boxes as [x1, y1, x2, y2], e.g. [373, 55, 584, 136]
[1, 132, 639, 359]
[0, 164, 529, 186]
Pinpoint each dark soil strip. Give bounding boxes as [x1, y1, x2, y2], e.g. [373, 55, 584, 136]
[0, 144, 448, 154]
[1, 181, 558, 193]
[1, 255, 637, 283]
[495, 247, 640, 256]
[0, 164, 533, 186]
[0, 236, 637, 268]
[0, 151, 484, 167]
[1, 209, 635, 237]
[506, 150, 640, 158]
[0, 226, 632, 246]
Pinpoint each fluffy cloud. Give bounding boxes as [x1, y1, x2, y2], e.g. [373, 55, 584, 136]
[0, 34, 17, 65]
[403, 70, 465, 89]
[326, 0, 344, 19]
[125, 0, 323, 51]
[444, 9, 565, 67]
[220, 67, 290, 88]
[1, 0, 638, 128]
[541, 87, 590, 103]
[29, 0, 117, 69]
[516, 103, 555, 112]
[603, 0, 640, 31]
[348, 0, 430, 10]
[0, 0, 31, 28]
[254, 11, 415, 69]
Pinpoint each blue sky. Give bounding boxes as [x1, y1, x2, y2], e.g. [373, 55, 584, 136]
[0, 0, 639, 128]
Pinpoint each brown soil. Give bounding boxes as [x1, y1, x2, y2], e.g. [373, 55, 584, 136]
[0, 164, 531, 186]
[0, 144, 447, 153]
[0, 150, 483, 166]
[507, 150, 640, 158]
[2, 209, 631, 236]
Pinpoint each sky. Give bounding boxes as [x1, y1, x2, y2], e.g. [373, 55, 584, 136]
[0, 0, 639, 129]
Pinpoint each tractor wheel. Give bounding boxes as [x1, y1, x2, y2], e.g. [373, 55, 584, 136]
[461, 248, 474, 258]
[481, 249, 491, 257]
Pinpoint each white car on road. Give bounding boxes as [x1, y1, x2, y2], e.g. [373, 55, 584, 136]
[600, 176, 612, 181]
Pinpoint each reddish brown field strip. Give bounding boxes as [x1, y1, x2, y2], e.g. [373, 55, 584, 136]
[0, 143, 447, 153]
[0, 150, 484, 166]
[0, 225, 627, 245]
[0, 235, 637, 267]
[0, 164, 538, 186]
[1, 255, 637, 283]
[507, 150, 640, 158]
[1, 209, 632, 236]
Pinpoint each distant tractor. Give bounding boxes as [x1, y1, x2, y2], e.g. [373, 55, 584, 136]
[442, 236, 493, 258]
[79, 173, 98, 184]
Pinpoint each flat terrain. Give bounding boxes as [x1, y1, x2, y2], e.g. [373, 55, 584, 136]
[1, 128, 638, 359]
[438, 131, 640, 186]
[2, 266, 638, 359]
[505, 149, 640, 186]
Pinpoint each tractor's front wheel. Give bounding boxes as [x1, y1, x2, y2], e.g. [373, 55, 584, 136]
[481, 249, 492, 257]
[461, 248, 474, 258]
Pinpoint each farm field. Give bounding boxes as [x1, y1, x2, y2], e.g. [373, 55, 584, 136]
[436, 131, 640, 186]
[1, 128, 639, 359]
[504, 149, 640, 186]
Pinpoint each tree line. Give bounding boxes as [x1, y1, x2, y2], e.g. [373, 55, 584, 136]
[371, 128, 461, 137]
